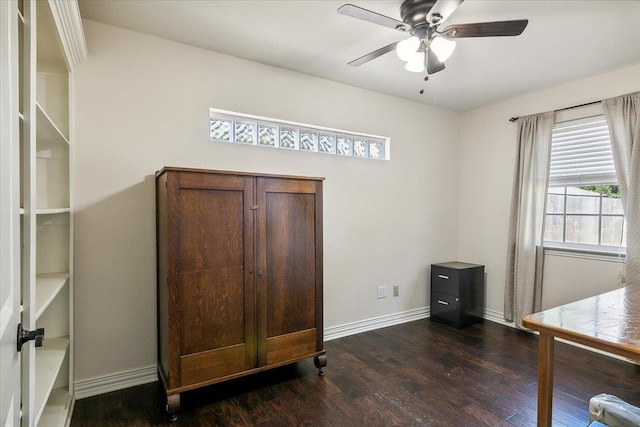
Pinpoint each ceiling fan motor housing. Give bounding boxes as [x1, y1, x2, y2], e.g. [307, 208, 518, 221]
[400, 0, 438, 27]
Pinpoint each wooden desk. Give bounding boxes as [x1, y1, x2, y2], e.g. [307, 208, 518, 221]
[522, 285, 640, 427]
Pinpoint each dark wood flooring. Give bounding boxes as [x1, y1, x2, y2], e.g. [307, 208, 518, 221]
[70, 319, 640, 426]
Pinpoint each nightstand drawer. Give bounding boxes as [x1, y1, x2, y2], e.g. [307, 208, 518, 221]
[431, 266, 460, 296]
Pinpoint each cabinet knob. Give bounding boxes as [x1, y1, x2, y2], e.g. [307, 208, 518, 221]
[257, 269, 263, 276]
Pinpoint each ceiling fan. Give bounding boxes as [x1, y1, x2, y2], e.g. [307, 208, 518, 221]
[338, 0, 528, 75]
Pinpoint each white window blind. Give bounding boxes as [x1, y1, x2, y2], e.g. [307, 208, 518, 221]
[549, 115, 615, 186]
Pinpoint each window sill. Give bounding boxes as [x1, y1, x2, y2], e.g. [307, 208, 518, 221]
[543, 244, 626, 262]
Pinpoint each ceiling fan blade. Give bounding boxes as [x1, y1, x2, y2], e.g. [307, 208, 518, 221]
[427, 0, 464, 24]
[338, 4, 408, 32]
[427, 48, 445, 75]
[441, 20, 528, 38]
[347, 41, 400, 67]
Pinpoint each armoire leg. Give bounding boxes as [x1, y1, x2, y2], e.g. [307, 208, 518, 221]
[166, 393, 180, 422]
[314, 354, 327, 376]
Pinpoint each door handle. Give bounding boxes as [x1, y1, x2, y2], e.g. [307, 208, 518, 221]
[17, 324, 45, 352]
[437, 300, 449, 306]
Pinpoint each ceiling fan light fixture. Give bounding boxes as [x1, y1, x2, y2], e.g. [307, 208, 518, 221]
[430, 37, 456, 62]
[404, 51, 425, 73]
[396, 36, 420, 61]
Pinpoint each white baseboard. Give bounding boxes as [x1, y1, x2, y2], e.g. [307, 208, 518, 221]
[483, 307, 514, 327]
[324, 307, 430, 341]
[73, 309, 430, 399]
[74, 365, 157, 399]
[73, 306, 634, 400]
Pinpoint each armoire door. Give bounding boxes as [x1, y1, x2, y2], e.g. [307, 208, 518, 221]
[256, 177, 323, 366]
[169, 172, 257, 387]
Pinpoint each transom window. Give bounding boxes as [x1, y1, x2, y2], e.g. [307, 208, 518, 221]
[209, 108, 390, 160]
[544, 114, 626, 253]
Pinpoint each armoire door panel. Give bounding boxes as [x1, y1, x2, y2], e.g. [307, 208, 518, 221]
[178, 188, 244, 272]
[178, 270, 246, 355]
[265, 192, 316, 337]
[265, 329, 318, 365]
[177, 188, 249, 356]
[180, 343, 252, 386]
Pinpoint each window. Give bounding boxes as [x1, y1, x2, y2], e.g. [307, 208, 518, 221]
[210, 108, 389, 160]
[544, 114, 626, 253]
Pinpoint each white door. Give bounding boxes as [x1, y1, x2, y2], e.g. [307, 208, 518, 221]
[0, 1, 22, 426]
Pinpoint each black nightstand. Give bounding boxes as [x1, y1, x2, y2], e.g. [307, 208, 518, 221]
[430, 262, 485, 328]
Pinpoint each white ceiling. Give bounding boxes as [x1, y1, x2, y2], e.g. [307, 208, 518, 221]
[78, 0, 640, 112]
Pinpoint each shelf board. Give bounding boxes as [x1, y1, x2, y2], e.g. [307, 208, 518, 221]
[36, 273, 69, 320]
[35, 337, 69, 426]
[38, 388, 72, 427]
[20, 208, 70, 216]
[36, 103, 69, 148]
[36, 208, 70, 215]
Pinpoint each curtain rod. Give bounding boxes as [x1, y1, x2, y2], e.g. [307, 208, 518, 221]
[508, 100, 601, 122]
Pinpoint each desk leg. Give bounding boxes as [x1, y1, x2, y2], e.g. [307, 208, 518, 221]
[537, 333, 554, 427]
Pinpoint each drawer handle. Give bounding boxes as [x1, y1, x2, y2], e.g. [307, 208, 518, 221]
[438, 274, 449, 280]
[437, 300, 449, 306]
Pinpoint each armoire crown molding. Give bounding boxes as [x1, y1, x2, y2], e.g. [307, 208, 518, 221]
[48, 0, 87, 70]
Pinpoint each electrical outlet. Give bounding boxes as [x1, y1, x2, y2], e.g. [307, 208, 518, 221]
[393, 286, 399, 297]
[377, 286, 387, 299]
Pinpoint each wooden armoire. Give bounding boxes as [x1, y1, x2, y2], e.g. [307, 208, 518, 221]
[155, 167, 326, 418]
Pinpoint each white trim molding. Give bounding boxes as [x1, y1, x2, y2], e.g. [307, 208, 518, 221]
[48, 0, 87, 70]
[483, 307, 514, 327]
[72, 306, 639, 400]
[74, 365, 157, 400]
[324, 307, 429, 342]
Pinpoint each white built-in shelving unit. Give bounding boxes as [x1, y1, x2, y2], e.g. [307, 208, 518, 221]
[17, 0, 85, 425]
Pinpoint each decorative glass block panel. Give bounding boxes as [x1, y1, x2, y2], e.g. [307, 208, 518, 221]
[258, 124, 278, 147]
[209, 108, 390, 160]
[300, 131, 317, 151]
[235, 121, 256, 144]
[337, 136, 353, 156]
[354, 139, 369, 157]
[369, 140, 385, 159]
[210, 117, 233, 142]
[319, 134, 336, 154]
[280, 128, 298, 149]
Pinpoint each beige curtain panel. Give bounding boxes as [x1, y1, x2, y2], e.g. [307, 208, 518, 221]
[504, 112, 554, 329]
[603, 91, 640, 284]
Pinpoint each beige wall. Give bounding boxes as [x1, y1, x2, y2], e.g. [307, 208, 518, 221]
[458, 63, 640, 317]
[74, 18, 640, 384]
[73, 21, 462, 381]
